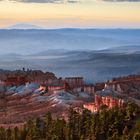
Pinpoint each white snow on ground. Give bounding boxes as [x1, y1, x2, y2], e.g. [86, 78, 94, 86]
[35, 95, 49, 102]
[4, 84, 91, 108]
[78, 92, 91, 98]
[6, 83, 39, 95]
[33, 91, 85, 108]
[49, 92, 77, 104]
[50, 92, 76, 100]
[0, 85, 6, 92]
[34, 92, 76, 103]
[7, 86, 17, 92]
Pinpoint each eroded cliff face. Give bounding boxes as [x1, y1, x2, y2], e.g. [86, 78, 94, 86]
[109, 75, 140, 100]
[94, 75, 140, 100]
[0, 69, 57, 86]
[0, 70, 91, 127]
[0, 73, 140, 128]
[0, 90, 91, 127]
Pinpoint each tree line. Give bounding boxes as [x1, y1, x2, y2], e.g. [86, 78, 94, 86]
[0, 102, 140, 140]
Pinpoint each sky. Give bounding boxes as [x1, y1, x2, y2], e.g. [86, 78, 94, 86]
[0, 0, 140, 28]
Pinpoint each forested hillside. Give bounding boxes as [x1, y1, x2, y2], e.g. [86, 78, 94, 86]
[0, 102, 139, 140]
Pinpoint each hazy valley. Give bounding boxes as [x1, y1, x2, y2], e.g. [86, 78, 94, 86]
[0, 29, 140, 82]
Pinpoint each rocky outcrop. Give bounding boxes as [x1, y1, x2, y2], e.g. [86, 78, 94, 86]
[0, 69, 57, 87]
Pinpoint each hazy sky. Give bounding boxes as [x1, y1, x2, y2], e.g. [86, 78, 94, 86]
[0, 0, 140, 28]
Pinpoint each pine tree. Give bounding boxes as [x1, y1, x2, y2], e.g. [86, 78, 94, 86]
[45, 112, 53, 140]
[14, 127, 20, 140]
[68, 108, 81, 140]
[0, 127, 6, 140]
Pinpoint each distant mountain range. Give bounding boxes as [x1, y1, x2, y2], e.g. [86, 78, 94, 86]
[6, 23, 43, 29]
[0, 28, 140, 55]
